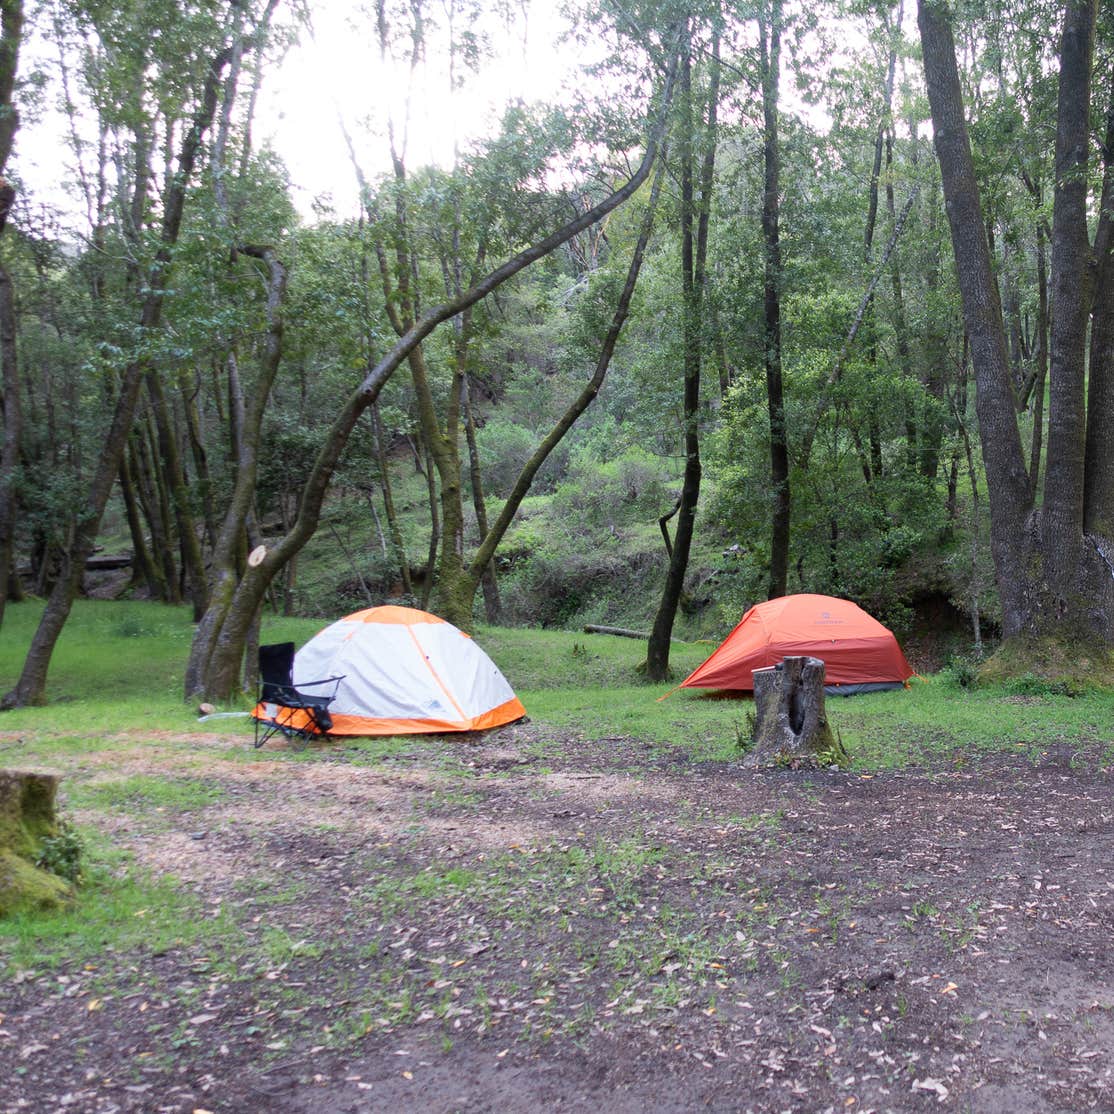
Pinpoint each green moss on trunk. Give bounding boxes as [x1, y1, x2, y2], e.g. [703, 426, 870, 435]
[0, 770, 73, 917]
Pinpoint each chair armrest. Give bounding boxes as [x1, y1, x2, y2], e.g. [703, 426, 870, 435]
[295, 675, 346, 689]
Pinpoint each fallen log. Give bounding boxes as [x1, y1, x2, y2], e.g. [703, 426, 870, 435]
[85, 554, 133, 571]
[583, 625, 677, 641]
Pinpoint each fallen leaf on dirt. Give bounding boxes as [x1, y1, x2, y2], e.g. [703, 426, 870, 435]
[912, 1077, 949, 1101]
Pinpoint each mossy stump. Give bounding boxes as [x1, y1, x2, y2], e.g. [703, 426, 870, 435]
[745, 657, 846, 770]
[0, 770, 73, 917]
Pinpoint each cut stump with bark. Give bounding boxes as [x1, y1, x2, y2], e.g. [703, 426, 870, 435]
[0, 770, 72, 917]
[745, 656, 847, 770]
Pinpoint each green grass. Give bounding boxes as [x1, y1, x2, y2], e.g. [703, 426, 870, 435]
[0, 597, 1108, 769]
[0, 833, 236, 970]
[69, 775, 226, 813]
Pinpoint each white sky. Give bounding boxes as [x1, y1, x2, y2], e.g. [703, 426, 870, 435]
[14, 2, 582, 228]
[256, 4, 579, 215]
[13, 3, 899, 231]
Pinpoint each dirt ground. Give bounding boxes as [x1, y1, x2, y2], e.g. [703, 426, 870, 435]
[2, 725, 1113, 1113]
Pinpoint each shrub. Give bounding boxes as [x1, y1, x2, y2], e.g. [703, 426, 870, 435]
[37, 820, 85, 885]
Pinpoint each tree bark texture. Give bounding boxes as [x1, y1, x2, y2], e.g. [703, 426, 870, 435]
[1040, 0, 1095, 589]
[918, 0, 1032, 636]
[372, 402, 413, 599]
[745, 657, 841, 770]
[462, 374, 501, 622]
[759, 4, 789, 601]
[0, 0, 22, 629]
[919, 0, 1113, 648]
[1084, 82, 1114, 538]
[647, 28, 718, 680]
[144, 367, 207, 619]
[0, 0, 22, 175]
[117, 454, 163, 597]
[0, 259, 17, 629]
[183, 246, 287, 698]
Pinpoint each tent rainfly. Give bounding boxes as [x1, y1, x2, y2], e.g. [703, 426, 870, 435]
[681, 594, 914, 696]
[267, 605, 525, 736]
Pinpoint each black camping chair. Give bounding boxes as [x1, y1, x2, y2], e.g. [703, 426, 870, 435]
[254, 642, 345, 749]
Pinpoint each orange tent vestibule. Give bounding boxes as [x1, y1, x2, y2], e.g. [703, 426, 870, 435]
[681, 594, 914, 695]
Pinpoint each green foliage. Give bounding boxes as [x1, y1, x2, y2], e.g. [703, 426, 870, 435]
[36, 820, 85, 885]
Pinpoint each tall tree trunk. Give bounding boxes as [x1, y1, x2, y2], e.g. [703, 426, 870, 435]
[1083, 84, 1114, 538]
[918, 0, 1031, 637]
[178, 365, 218, 550]
[183, 246, 287, 698]
[920, 0, 1113, 649]
[3, 43, 232, 709]
[420, 431, 440, 611]
[138, 416, 180, 602]
[462, 374, 501, 622]
[885, 128, 917, 467]
[372, 401, 412, 598]
[0, 0, 23, 628]
[117, 454, 162, 597]
[0, 257, 17, 629]
[759, 4, 789, 600]
[647, 27, 719, 679]
[1039, 0, 1095, 593]
[919, 177, 949, 480]
[1028, 220, 1049, 502]
[144, 367, 207, 618]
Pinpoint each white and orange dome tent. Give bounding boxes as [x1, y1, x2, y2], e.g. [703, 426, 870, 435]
[681, 594, 914, 696]
[276, 605, 525, 736]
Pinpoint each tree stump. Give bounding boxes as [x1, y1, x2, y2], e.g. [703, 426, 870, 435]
[744, 656, 846, 770]
[0, 770, 73, 917]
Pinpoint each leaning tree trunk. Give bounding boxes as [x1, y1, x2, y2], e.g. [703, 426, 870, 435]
[466, 154, 669, 625]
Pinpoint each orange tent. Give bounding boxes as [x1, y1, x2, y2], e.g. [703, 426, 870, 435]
[681, 594, 913, 695]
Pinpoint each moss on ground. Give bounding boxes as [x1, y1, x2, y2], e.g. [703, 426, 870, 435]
[978, 637, 1114, 694]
